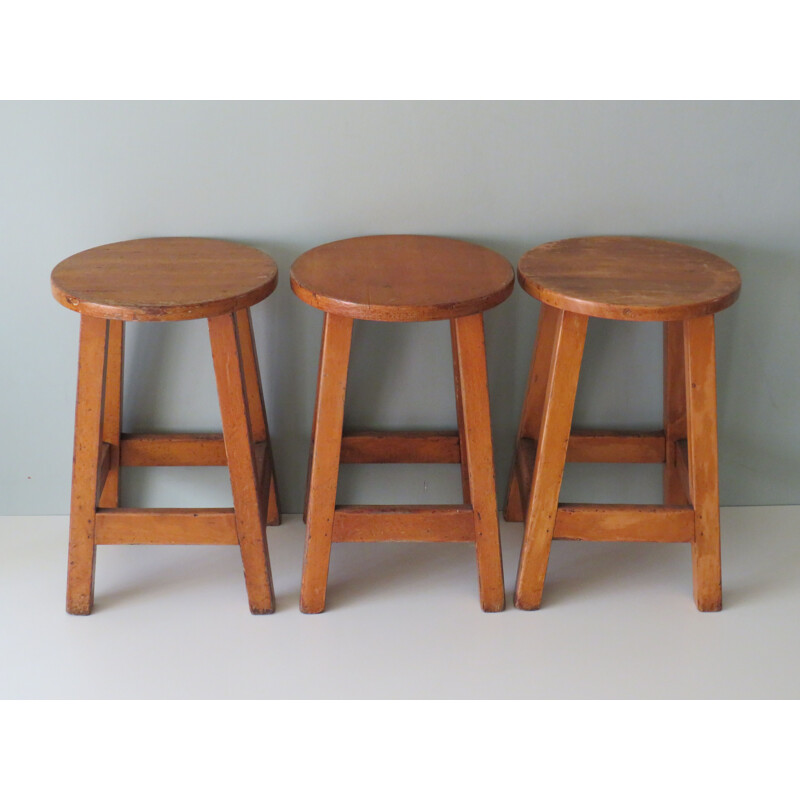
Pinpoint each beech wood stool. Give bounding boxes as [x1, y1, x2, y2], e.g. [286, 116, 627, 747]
[505, 236, 741, 611]
[291, 235, 514, 613]
[52, 237, 281, 615]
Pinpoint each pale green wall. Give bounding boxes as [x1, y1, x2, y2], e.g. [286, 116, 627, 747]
[1, 101, 798, 514]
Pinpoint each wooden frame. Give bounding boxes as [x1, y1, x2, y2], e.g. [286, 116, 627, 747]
[65, 308, 280, 615]
[507, 304, 725, 611]
[300, 312, 505, 613]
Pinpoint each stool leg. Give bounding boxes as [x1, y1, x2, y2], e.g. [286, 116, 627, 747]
[303, 313, 328, 523]
[514, 310, 587, 610]
[504, 304, 560, 522]
[663, 321, 688, 505]
[450, 320, 471, 504]
[301, 313, 353, 613]
[209, 312, 275, 614]
[684, 315, 722, 611]
[453, 313, 505, 612]
[98, 320, 124, 509]
[236, 308, 280, 526]
[66, 315, 109, 615]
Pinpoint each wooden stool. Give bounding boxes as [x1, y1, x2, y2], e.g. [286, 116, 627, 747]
[291, 235, 514, 613]
[51, 237, 281, 615]
[505, 236, 741, 611]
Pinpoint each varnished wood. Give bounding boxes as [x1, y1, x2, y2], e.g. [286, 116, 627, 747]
[51, 237, 278, 322]
[504, 304, 559, 522]
[96, 509, 238, 545]
[95, 443, 112, 505]
[453, 313, 506, 612]
[66, 315, 108, 615]
[515, 309, 588, 610]
[340, 431, 461, 464]
[291, 235, 514, 322]
[209, 312, 275, 614]
[301, 313, 353, 613]
[303, 313, 329, 523]
[664, 321, 689, 505]
[684, 315, 723, 611]
[236, 308, 280, 525]
[554, 505, 694, 542]
[518, 236, 741, 321]
[98, 320, 124, 507]
[676, 439, 692, 507]
[450, 320, 471, 502]
[516, 431, 666, 469]
[332, 506, 475, 542]
[121, 433, 228, 466]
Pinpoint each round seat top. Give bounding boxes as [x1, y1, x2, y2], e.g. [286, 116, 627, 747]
[51, 237, 278, 321]
[290, 235, 514, 322]
[518, 236, 741, 321]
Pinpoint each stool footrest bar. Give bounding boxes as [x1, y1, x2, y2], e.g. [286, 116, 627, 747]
[340, 430, 461, 464]
[554, 504, 694, 542]
[95, 508, 239, 544]
[332, 504, 475, 542]
[120, 433, 228, 466]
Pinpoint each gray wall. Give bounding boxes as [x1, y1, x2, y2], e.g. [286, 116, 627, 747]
[1, 101, 798, 514]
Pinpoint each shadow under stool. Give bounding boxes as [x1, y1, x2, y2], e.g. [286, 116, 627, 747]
[51, 237, 281, 614]
[505, 236, 741, 611]
[291, 234, 514, 613]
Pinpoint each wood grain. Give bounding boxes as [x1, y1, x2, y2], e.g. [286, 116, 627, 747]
[340, 431, 461, 463]
[66, 315, 108, 615]
[301, 313, 353, 613]
[518, 236, 741, 321]
[684, 315, 723, 611]
[98, 320, 124, 508]
[453, 313, 505, 611]
[664, 321, 689, 505]
[209, 312, 275, 614]
[554, 504, 694, 542]
[52, 237, 278, 321]
[332, 505, 474, 542]
[504, 304, 559, 522]
[514, 310, 588, 610]
[96, 508, 238, 544]
[291, 235, 514, 321]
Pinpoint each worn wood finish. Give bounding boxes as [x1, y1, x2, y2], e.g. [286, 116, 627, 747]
[96, 509, 238, 545]
[676, 439, 692, 507]
[515, 310, 588, 610]
[554, 505, 695, 542]
[504, 304, 559, 522]
[450, 320, 472, 502]
[121, 433, 228, 466]
[51, 237, 278, 321]
[684, 315, 723, 611]
[340, 431, 461, 464]
[303, 313, 329, 523]
[236, 308, 280, 525]
[98, 320, 124, 508]
[301, 313, 353, 613]
[664, 321, 689, 505]
[454, 313, 506, 611]
[209, 312, 275, 614]
[291, 235, 514, 322]
[66, 315, 109, 615]
[332, 505, 475, 542]
[518, 237, 741, 321]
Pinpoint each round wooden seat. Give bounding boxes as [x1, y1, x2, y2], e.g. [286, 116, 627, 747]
[51, 237, 278, 322]
[290, 235, 514, 321]
[518, 236, 741, 321]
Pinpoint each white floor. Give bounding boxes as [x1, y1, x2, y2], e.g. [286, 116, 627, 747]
[1, 507, 798, 698]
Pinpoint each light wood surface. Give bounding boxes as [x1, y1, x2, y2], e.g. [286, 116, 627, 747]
[518, 236, 741, 321]
[209, 312, 275, 614]
[509, 235, 738, 609]
[51, 237, 278, 321]
[301, 313, 354, 613]
[66, 315, 109, 614]
[290, 235, 514, 321]
[452, 313, 506, 611]
[59, 238, 280, 613]
[684, 315, 723, 611]
[514, 309, 588, 610]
